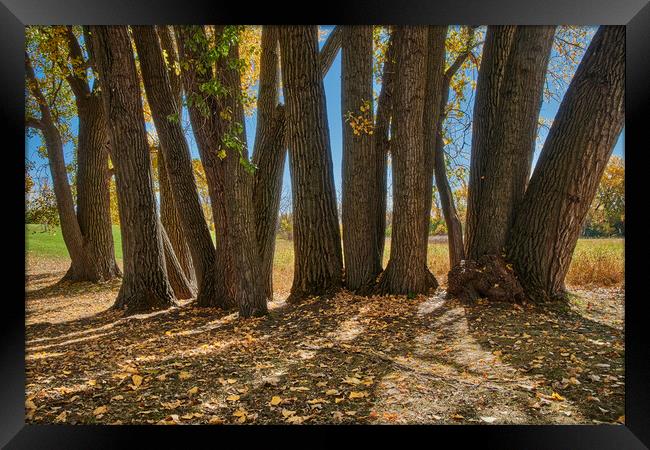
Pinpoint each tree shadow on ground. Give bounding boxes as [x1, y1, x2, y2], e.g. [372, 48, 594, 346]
[460, 298, 624, 423]
[26, 277, 122, 302]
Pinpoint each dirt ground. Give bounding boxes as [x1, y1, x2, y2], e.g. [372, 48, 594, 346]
[25, 256, 625, 425]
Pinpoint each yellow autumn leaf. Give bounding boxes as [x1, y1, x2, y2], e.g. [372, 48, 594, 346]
[131, 374, 143, 387]
[349, 391, 368, 399]
[187, 386, 199, 396]
[551, 392, 565, 401]
[226, 394, 240, 402]
[269, 396, 282, 406]
[178, 371, 191, 380]
[325, 389, 338, 396]
[93, 405, 108, 416]
[281, 408, 296, 418]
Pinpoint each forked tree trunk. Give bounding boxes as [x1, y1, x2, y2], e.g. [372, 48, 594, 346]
[132, 26, 219, 306]
[90, 25, 176, 314]
[252, 26, 286, 302]
[341, 25, 381, 292]
[279, 26, 343, 302]
[375, 26, 438, 295]
[506, 26, 625, 302]
[465, 26, 555, 259]
[465, 26, 517, 260]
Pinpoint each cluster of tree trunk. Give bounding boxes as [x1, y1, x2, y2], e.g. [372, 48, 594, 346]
[449, 25, 624, 303]
[27, 24, 624, 316]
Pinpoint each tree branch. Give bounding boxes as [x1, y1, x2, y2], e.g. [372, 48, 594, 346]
[25, 116, 44, 130]
[319, 26, 342, 78]
[64, 25, 91, 100]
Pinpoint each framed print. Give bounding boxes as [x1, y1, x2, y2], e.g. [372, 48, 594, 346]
[2, 0, 649, 447]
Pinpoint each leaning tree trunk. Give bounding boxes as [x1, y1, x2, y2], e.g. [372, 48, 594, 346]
[506, 26, 625, 302]
[132, 26, 220, 306]
[63, 27, 121, 282]
[90, 25, 176, 314]
[252, 26, 286, 302]
[466, 26, 555, 259]
[279, 26, 343, 302]
[174, 25, 231, 308]
[421, 26, 447, 248]
[465, 26, 517, 260]
[341, 25, 382, 292]
[375, 26, 438, 295]
[25, 54, 90, 282]
[372, 29, 397, 265]
[158, 154, 195, 299]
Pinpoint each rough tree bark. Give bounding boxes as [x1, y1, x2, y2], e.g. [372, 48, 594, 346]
[132, 26, 220, 306]
[506, 26, 625, 302]
[465, 26, 517, 260]
[372, 29, 397, 265]
[252, 26, 286, 302]
[466, 26, 555, 259]
[160, 218, 194, 299]
[64, 27, 121, 282]
[279, 26, 343, 302]
[90, 25, 176, 313]
[341, 25, 381, 292]
[375, 26, 438, 295]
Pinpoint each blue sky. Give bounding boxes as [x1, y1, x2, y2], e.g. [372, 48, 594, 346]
[27, 25, 624, 206]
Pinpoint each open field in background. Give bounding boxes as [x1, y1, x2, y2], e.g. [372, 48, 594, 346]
[26, 224, 624, 294]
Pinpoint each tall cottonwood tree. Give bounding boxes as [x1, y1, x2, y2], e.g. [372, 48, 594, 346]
[25, 27, 120, 282]
[175, 25, 267, 317]
[279, 26, 343, 302]
[421, 26, 447, 250]
[507, 25, 625, 302]
[341, 25, 381, 291]
[132, 26, 221, 306]
[90, 25, 176, 313]
[252, 25, 343, 300]
[375, 26, 437, 295]
[465, 26, 555, 260]
[465, 26, 517, 260]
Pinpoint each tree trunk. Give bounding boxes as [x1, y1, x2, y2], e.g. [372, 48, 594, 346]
[160, 220, 194, 299]
[465, 26, 517, 260]
[375, 26, 438, 295]
[279, 26, 343, 302]
[175, 26, 230, 309]
[422, 26, 447, 249]
[158, 152, 196, 293]
[25, 54, 90, 282]
[132, 26, 219, 307]
[175, 26, 267, 317]
[372, 29, 397, 265]
[90, 25, 176, 314]
[63, 27, 122, 283]
[466, 26, 555, 259]
[341, 25, 381, 292]
[252, 26, 286, 302]
[506, 26, 625, 302]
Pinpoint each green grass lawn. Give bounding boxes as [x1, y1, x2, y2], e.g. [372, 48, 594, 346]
[25, 224, 123, 260]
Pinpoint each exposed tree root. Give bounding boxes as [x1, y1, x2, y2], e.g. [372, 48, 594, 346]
[447, 254, 525, 303]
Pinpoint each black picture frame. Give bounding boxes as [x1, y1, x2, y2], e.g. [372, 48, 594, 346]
[2, 1, 648, 447]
